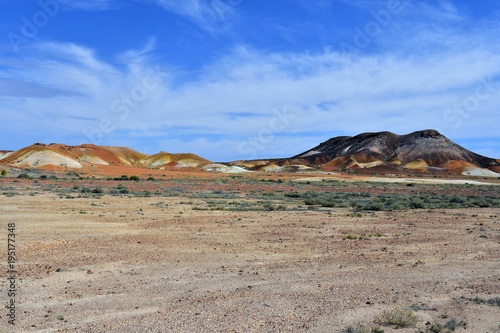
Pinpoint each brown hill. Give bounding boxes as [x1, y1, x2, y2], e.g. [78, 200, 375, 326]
[0, 143, 211, 170]
[228, 130, 499, 176]
[291, 130, 499, 173]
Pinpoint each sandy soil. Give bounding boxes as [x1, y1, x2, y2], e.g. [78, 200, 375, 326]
[0, 175, 499, 332]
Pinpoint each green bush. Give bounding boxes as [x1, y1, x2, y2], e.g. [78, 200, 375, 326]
[444, 319, 467, 331]
[1, 170, 6, 176]
[361, 201, 384, 211]
[130, 175, 140, 181]
[17, 173, 30, 179]
[276, 204, 287, 211]
[263, 202, 275, 211]
[342, 234, 358, 240]
[409, 199, 426, 209]
[470, 296, 500, 307]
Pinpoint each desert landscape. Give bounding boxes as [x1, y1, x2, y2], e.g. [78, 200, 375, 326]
[1, 142, 499, 332]
[3, 0, 500, 331]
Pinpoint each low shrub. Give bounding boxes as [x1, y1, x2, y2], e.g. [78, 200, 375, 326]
[263, 202, 275, 211]
[341, 326, 384, 333]
[378, 308, 418, 328]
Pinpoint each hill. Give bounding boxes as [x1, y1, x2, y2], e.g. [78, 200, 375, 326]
[295, 129, 499, 168]
[230, 130, 500, 177]
[0, 143, 211, 170]
[1, 131, 499, 177]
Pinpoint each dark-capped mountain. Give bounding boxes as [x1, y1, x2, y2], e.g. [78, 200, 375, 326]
[294, 130, 499, 169]
[230, 130, 500, 176]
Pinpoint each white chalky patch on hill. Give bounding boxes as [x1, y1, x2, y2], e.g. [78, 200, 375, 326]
[0, 152, 13, 160]
[300, 150, 322, 157]
[12, 150, 82, 168]
[462, 167, 500, 178]
[202, 164, 250, 173]
[80, 155, 109, 165]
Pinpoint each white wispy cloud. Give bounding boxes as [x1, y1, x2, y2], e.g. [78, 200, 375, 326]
[148, 0, 236, 32]
[417, 0, 464, 22]
[63, 0, 121, 11]
[2, 35, 500, 159]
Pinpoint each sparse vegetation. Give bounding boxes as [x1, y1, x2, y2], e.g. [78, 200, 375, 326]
[342, 234, 364, 240]
[340, 325, 369, 333]
[285, 191, 500, 211]
[408, 301, 430, 311]
[341, 325, 384, 333]
[1, 169, 6, 176]
[412, 260, 425, 267]
[17, 173, 31, 179]
[378, 308, 418, 328]
[469, 296, 500, 307]
[444, 319, 467, 331]
[428, 319, 467, 332]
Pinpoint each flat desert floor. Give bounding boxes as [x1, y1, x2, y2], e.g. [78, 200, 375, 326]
[0, 172, 499, 332]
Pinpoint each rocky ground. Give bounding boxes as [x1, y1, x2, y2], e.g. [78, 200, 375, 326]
[0, 173, 499, 332]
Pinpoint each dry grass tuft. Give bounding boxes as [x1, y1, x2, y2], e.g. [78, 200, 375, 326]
[378, 308, 418, 328]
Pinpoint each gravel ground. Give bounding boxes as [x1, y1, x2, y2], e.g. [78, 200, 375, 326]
[0, 177, 499, 332]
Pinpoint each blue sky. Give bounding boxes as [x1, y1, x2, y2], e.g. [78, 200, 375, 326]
[0, 0, 499, 162]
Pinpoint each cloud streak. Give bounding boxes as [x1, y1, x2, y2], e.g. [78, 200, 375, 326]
[63, 0, 121, 11]
[148, 0, 236, 33]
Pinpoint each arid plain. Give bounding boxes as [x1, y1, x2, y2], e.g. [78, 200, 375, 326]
[1, 169, 499, 333]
